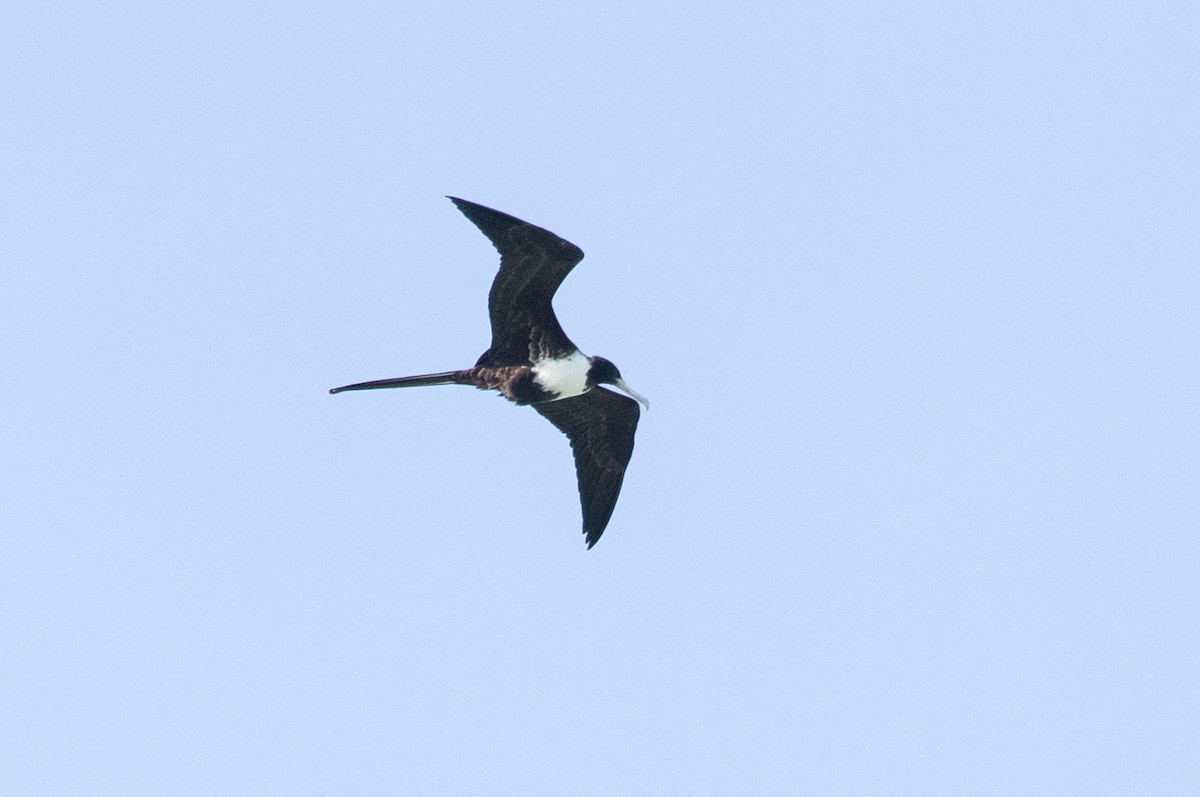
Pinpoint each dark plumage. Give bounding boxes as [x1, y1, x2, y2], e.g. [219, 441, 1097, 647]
[331, 197, 648, 548]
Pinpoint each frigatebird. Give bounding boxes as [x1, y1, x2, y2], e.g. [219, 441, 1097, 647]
[330, 197, 648, 548]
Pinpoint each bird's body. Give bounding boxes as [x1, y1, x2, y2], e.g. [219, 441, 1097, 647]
[331, 197, 648, 548]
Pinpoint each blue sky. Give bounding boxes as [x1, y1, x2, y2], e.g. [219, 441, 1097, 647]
[3, 2, 1197, 794]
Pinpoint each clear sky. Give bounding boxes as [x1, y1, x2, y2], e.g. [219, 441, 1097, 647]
[3, 2, 1197, 794]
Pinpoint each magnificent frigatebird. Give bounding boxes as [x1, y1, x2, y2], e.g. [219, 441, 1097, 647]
[330, 197, 648, 548]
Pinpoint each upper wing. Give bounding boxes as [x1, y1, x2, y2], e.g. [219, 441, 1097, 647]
[448, 197, 584, 364]
[533, 387, 641, 548]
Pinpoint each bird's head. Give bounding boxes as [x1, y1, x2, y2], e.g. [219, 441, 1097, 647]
[588, 356, 650, 409]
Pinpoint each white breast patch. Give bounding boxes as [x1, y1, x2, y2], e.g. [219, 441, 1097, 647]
[531, 351, 590, 399]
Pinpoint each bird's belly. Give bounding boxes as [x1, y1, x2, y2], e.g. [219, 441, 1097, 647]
[531, 351, 590, 400]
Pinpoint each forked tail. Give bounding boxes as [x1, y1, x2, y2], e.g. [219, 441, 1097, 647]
[329, 370, 472, 395]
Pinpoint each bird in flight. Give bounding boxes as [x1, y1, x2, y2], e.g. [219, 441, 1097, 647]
[331, 197, 648, 548]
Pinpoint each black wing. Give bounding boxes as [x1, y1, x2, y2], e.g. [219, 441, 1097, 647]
[533, 387, 641, 548]
[448, 197, 584, 364]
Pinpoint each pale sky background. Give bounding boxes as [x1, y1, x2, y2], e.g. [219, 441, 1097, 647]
[3, 3, 1198, 795]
